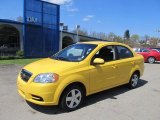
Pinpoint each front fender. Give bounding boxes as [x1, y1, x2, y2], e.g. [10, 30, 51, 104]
[53, 74, 89, 105]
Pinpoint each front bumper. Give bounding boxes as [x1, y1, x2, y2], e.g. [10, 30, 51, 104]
[17, 76, 59, 106]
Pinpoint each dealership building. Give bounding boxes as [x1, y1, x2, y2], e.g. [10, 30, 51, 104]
[0, 0, 104, 58]
[0, 0, 60, 57]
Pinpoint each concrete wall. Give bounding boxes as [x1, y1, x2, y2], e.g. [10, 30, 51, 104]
[59, 31, 105, 49]
[62, 31, 104, 43]
[0, 22, 104, 51]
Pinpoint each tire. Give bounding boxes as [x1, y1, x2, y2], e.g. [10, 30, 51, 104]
[128, 72, 139, 89]
[148, 57, 155, 64]
[60, 85, 85, 112]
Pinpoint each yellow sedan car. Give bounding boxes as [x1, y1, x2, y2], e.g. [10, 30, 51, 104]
[17, 41, 144, 111]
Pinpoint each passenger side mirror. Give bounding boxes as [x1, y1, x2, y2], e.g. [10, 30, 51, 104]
[93, 58, 105, 65]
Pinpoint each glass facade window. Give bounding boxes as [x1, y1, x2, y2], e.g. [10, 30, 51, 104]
[43, 24, 57, 30]
[43, 14, 57, 25]
[43, 3, 57, 15]
[24, 0, 60, 57]
[26, 0, 42, 12]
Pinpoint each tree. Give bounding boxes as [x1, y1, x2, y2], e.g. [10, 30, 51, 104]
[141, 35, 150, 46]
[90, 32, 108, 40]
[131, 34, 140, 43]
[89, 31, 107, 40]
[72, 29, 108, 40]
[89, 31, 98, 38]
[114, 35, 124, 42]
[130, 34, 140, 47]
[72, 29, 88, 36]
[144, 35, 150, 42]
[124, 29, 130, 40]
[131, 34, 140, 41]
[108, 32, 116, 41]
[150, 37, 158, 47]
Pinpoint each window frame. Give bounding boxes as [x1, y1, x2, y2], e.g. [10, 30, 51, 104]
[90, 45, 117, 65]
[115, 45, 134, 60]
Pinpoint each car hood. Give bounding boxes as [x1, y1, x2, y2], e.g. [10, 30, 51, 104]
[23, 58, 79, 76]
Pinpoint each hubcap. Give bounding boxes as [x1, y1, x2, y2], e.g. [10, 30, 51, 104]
[148, 57, 155, 63]
[66, 89, 82, 109]
[131, 74, 139, 87]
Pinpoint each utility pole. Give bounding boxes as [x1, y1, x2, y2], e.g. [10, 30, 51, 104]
[76, 25, 80, 42]
[156, 29, 160, 47]
[59, 23, 64, 50]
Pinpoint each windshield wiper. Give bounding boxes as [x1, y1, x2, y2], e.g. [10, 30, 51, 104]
[53, 57, 70, 61]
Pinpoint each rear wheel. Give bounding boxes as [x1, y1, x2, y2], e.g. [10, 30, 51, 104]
[148, 57, 155, 64]
[60, 85, 84, 112]
[128, 72, 139, 89]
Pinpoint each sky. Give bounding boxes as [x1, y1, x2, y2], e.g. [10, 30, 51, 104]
[0, 0, 160, 37]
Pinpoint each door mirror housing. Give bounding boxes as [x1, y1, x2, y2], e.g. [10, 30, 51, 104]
[93, 58, 105, 65]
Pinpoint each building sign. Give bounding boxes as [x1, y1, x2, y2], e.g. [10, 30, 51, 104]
[27, 17, 38, 23]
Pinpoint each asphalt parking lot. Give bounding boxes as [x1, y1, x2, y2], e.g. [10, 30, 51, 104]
[0, 63, 160, 120]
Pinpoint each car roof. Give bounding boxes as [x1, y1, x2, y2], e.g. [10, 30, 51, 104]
[78, 41, 123, 46]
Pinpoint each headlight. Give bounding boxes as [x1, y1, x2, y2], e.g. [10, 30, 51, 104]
[34, 73, 59, 83]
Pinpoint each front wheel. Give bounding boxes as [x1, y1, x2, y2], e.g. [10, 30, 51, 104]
[128, 72, 139, 89]
[60, 85, 84, 112]
[148, 57, 155, 64]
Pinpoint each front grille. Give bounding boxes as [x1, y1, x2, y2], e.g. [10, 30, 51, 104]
[21, 69, 32, 82]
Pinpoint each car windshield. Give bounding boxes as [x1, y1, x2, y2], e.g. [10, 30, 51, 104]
[51, 44, 97, 62]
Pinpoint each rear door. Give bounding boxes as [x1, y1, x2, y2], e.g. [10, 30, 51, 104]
[115, 45, 135, 84]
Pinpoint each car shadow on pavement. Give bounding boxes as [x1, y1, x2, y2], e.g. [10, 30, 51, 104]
[27, 79, 148, 114]
[83, 79, 148, 107]
[154, 62, 160, 64]
[27, 102, 64, 114]
[145, 62, 160, 64]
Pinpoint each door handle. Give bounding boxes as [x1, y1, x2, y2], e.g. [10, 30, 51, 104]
[112, 65, 117, 69]
[131, 61, 135, 65]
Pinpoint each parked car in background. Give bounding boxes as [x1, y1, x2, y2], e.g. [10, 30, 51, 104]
[133, 48, 160, 63]
[150, 48, 160, 52]
[17, 42, 144, 111]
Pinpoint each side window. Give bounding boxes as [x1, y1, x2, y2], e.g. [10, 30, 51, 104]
[140, 48, 149, 52]
[142, 49, 150, 52]
[116, 46, 133, 59]
[93, 46, 116, 62]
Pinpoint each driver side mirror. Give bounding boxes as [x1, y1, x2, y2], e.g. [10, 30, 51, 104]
[93, 58, 105, 65]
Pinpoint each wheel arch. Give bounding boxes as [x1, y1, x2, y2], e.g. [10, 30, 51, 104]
[53, 79, 88, 105]
[58, 82, 86, 104]
[129, 67, 141, 82]
[133, 70, 140, 78]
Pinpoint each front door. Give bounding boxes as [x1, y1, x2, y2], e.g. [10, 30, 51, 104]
[89, 46, 118, 93]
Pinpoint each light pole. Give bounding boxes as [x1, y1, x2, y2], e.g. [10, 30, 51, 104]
[76, 25, 80, 42]
[59, 23, 64, 50]
[111, 36, 114, 42]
